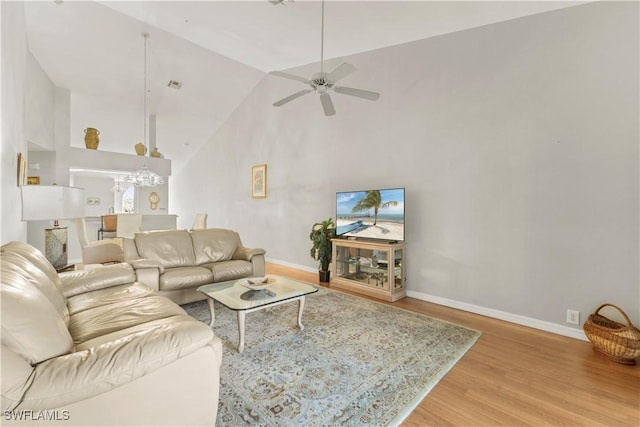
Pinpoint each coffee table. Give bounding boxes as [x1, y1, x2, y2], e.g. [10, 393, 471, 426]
[197, 275, 318, 353]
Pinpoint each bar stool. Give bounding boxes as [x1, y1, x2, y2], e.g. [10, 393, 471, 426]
[98, 214, 117, 240]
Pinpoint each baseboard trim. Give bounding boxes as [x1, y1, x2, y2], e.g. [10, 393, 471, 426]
[266, 258, 318, 274]
[267, 259, 588, 342]
[406, 290, 588, 342]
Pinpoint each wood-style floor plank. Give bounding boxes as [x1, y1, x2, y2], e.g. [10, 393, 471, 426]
[265, 263, 640, 426]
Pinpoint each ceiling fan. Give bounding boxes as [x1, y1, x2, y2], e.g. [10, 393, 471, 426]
[269, 0, 380, 116]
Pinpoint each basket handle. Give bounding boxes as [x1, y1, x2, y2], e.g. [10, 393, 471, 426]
[593, 303, 634, 326]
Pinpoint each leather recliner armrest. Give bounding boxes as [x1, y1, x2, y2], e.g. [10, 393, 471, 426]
[13, 320, 215, 411]
[60, 264, 136, 298]
[232, 247, 266, 261]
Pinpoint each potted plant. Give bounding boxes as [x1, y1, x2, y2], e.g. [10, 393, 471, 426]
[309, 218, 336, 282]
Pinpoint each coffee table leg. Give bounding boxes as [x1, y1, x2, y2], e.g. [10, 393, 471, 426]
[237, 311, 246, 353]
[207, 298, 215, 327]
[297, 296, 306, 331]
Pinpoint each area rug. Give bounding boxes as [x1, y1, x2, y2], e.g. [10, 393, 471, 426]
[183, 286, 480, 427]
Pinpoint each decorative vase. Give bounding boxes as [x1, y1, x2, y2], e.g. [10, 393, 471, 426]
[134, 143, 147, 156]
[319, 270, 331, 283]
[150, 147, 162, 158]
[84, 128, 100, 150]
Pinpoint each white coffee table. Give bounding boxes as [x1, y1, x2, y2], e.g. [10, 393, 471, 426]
[197, 275, 318, 353]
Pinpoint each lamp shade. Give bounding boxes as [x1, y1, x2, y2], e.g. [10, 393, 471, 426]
[21, 185, 85, 221]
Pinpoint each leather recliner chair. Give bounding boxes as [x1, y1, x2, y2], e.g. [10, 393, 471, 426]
[1, 241, 222, 426]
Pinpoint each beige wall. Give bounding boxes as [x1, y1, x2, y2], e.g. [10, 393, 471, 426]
[171, 2, 639, 330]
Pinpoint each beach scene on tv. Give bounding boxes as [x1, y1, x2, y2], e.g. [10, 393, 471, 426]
[336, 188, 405, 241]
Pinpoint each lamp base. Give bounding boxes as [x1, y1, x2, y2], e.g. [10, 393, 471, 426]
[45, 227, 68, 269]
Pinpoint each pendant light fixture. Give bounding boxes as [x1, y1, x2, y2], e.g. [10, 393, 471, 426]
[124, 32, 164, 188]
[110, 175, 123, 193]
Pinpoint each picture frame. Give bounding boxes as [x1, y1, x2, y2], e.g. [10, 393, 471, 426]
[251, 164, 267, 199]
[86, 197, 101, 205]
[27, 176, 40, 185]
[17, 153, 27, 186]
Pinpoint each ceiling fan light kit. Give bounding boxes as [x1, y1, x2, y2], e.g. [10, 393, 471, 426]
[270, 0, 380, 116]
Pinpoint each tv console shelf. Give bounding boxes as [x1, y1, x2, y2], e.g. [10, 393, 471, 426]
[331, 238, 405, 302]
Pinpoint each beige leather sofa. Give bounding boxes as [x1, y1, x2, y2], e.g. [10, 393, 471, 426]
[1, 241, 222, 426]
[123, 228, 266, 305]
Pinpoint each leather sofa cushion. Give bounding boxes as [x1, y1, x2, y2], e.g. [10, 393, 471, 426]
[18, 319, 215, 411]
[134, 230, 197, 268]
[205, 260, 253, 282]
[191, 229, 241, 265]
[75, 314, 196, 351]
[68, 295, 186, 346]
[1, 252, 69, 326]
[1, 267, 74, 365]
[1, 345, 35, 410]
[67, 282, 154, 315]
[1, 242, 63, 292]
[59, 263, 136, 298]
[159, 267, 214, 291]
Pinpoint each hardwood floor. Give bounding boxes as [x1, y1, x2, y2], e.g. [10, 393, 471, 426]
[266, 263, 640, 426]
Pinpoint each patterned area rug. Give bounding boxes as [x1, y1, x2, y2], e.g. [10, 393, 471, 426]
[183, 286, 480, 426]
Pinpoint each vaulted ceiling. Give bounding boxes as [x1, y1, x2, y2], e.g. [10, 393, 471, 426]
[24, 1, 585, 170]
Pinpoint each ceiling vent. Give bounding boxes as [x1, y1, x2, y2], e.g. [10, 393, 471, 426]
[167, 80, 182, 90]
[269, 0, 294, 6]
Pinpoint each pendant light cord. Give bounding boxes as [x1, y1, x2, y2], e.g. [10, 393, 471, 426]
[142, 32, 149, 153]
[320, 0, 324, 74]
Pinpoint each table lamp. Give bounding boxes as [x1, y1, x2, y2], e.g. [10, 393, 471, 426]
[21, 185, 85, 269]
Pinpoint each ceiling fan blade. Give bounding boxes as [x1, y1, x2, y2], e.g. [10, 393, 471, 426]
[326, 63, 357, 83]
[273, 89, 313, 107]
[334, 86, 380, 101]
[269, 71, 309, 84]
[320, 93, 336, 116]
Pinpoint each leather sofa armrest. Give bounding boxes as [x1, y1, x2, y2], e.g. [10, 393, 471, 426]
[60, 264, 136, 298]
[125, 259, 164, 291]
[233, 247, 266, 277]
[232, 247, 266, 261]
[15, 320, 215, 411]
[127, 258, 165, 274]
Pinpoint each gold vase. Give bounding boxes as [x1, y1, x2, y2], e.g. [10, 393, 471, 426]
[84, 128, 100, 150]
[134, 143, 147, 156]
[150, 147, 162, 158]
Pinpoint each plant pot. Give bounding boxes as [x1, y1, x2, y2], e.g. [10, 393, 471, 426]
[318, 270, 331, 283]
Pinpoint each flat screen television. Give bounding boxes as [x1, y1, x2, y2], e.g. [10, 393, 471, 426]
[335, 188, 405, 242]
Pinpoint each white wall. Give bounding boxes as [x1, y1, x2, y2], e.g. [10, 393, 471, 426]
[1, 2, 28, 244]
[172, 2, 639, 330]
[70, 93, 143, 154]
[25, 51, 55, 150]
[73, 176, 117, 217]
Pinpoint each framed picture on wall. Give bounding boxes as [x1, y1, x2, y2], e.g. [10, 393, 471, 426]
[251, 164, 267, 199]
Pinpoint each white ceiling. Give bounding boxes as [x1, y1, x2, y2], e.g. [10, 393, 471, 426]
[23, 0, 585, 173]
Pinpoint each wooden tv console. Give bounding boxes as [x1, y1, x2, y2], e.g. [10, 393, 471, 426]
[331, 238, 405, 302]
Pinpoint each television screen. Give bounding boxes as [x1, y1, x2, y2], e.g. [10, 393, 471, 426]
[336, 188, 405, 241]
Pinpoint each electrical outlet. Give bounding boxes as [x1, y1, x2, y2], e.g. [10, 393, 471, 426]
[566, 309, 580, 325]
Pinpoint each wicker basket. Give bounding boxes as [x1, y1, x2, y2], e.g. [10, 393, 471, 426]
[583, 304, 640, 365]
